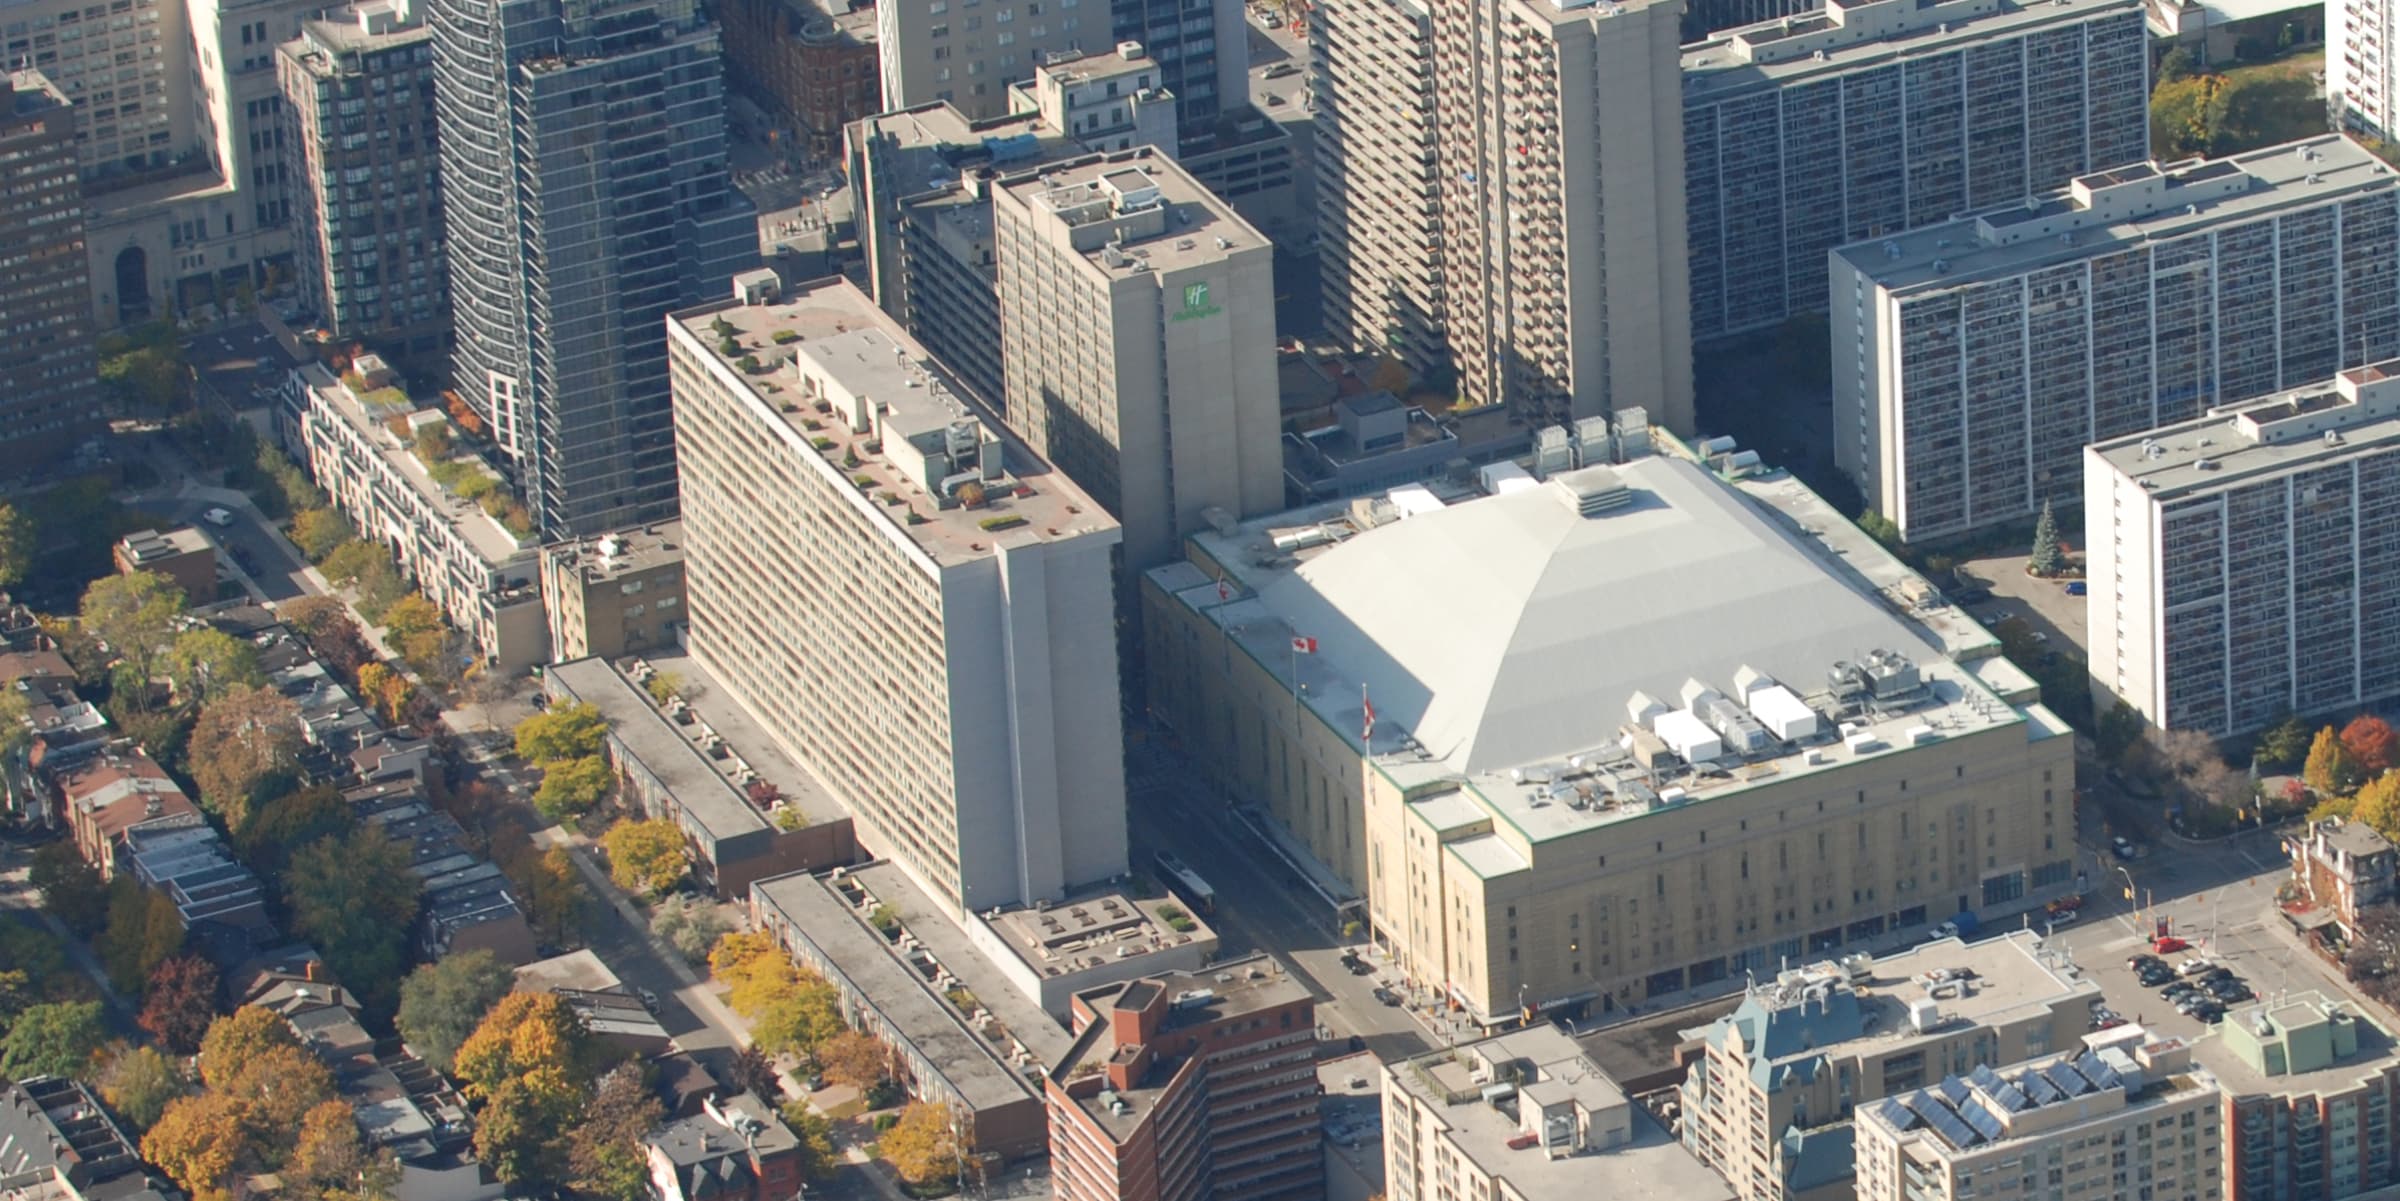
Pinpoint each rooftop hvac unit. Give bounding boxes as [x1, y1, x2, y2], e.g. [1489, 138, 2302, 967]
[1626, 691, 1668, 729]
[1533, 426, 1575, 478]
[1697, 435, 1737, 457]
[1747, 686, 1820, 741]
[1653, 710, 1722, 763]
[1698, 694, 1773, 756]
[1862, 649, 1921, 697]
[1731, 665, 1776, 702]
[1907, 998, 1940, 1033]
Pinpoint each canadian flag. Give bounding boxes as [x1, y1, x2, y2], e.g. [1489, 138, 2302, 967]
[1291, 635, 1318, 654]
[1216, 577, 1232, 603]
[1362, 685, 1376, 742]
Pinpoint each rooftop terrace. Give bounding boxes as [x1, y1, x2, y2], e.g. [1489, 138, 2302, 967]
[675, 275, 1115, 570]
[290, 361, 534, 563]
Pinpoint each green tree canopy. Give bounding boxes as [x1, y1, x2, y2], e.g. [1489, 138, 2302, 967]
[167, 627, 265, 703]
[601, 818, 686, 898]
[0, 502, 31, 589]
[289, 509, 356, 562]
[1, 1001, 107, 1078]
[286, 829, 423, 1008]
[2028, 500, 2065, 577]
[396, 950, 516, 1073]
[79, 570, 186, 703]
[533, 755, 612, 822]
[515, 702, 606, 766]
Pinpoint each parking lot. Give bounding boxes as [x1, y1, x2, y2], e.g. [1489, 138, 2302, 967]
[2066, 893, 2365, 1056]
[1959, 551, 2091, 656]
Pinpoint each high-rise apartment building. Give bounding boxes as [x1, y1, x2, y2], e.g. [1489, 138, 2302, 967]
[275, 1, 446, 373]
[1385, 1026, 1734, 1201]
[1308, 0, 1438, 379]
[429, 0, 754, 538]
[1, 0, 194, 182]
[0, 70, 100, 464]
[1047, 956, 1319, 1201]
[2335, 0, 2400, 141]
[1140, 440, 2078, 1027]
[1680, 934, 2102, 1201]
[848, 102, 1081, 406]
[877, 0, 1241, 139]
[1831, 135, 2400, 544]
[1317, 0, 1692, 432]
[1682, 0, 2148, 343]
[1683, 0, 1815, 39]
[185, 0, 325, 239]
[992, 151, 1280, 570]
[1853, 1040, 2223, 1201]
[2086, 361, 2400, 738]
[668, 271, 1129, 914]
[1106, 0, 1244, 146]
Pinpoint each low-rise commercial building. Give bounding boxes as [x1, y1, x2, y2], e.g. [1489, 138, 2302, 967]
[669, 272, 1127, 913]
[543, 655, 856, 901]
[1385, 1026, 1734, 1201]
[1853, 1038, 2223, 1201]
[1679, 932, 2102, 1201]
[1141, 435, 2076, 1025]
[1833, 135, 2400, 544]
[282, 357, 548, 672]
[1048, 957, 1320, 1201]
[2087, 359, 2400, 737]
[114, 528, 217, 603]
[536, 522, 686, 663]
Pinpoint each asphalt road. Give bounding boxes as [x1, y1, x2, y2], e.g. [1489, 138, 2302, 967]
[1125, 735, 1433, 1061]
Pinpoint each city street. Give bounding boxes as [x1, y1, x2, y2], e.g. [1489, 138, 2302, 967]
[1125, 736, 1433, 1061]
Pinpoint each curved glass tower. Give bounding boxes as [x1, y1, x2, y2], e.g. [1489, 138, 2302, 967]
[428, 0, 755, 539]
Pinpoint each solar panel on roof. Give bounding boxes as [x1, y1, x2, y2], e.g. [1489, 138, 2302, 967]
[1988, 1077, 2031, 1113]
[2042, 1062, 2088, 1097]
[2020, 1071, 2063, 1105]
[1961, 1100, 2007, 1142]
[1880, 1098, 1920, 1130]
[1904, 1094, 1982, 1150]
[1969, 1065, 2005, 1091]
[1936, 1077, 1972, 1106]
[2075, 1052, 2122, 1091]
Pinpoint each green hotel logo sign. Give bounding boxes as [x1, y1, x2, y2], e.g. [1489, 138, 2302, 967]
[1173, 280, 1223, 322]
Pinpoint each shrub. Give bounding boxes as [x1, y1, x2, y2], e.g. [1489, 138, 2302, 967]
[853, 474, 875, 489]
[977, 515, 1027, 532]
[811, 437, 835, 451]
[772, 330, 800, 344]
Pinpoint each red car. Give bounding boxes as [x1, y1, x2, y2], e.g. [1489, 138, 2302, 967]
[2154, 936, 2189, 954]
[2046, 895, 2085, 914]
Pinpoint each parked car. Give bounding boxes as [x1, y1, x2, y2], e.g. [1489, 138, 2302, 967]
[1951, 587, 1993, 604]
[2045, 909, 2080, 927]
[2046, 895, 2085, 914]
[202, 506, 234, 527]
[2065, 581, 2088, 595]
[2154, 935, 2190, 954]
[2128, 953, 2164, 972]
[2113, 836, 2140, 861]
[2137, 968, 2174, 988]
[2177, 959, 2216, 977]
[637, 987, 660, 1013]
[1262, 62, 1300, 78]
[1372, 986, 1401, 1007]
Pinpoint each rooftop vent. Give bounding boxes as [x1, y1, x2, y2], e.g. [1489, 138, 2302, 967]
[1550, 465, 1633, 517]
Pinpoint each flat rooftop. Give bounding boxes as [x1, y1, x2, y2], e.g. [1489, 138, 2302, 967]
[1866, 1044, 2216, 1156]
[854, 102, 1080, 207]
[1841, 136, 2396, 292]
[545, 655, 839, 840]
[1053, 956, 1312, 1140]
[286, 4, 431, 61]
[541, 519, 684, 583]
[1684, 0, 2140, 99]
[1149, 442, 2057, 850]
[984, 892, 1217, 983]
[997, 149, 1267, 274]
[1390, 1027, 1734, 1201]
[291, 362, 532, 565]
[674, 276, 1116, 570]
[1701, 932, 2097, 1072]
[847, 861, 1075, 1067]
[511, 949, 622, 995]
[7, 69, 69, 119]
[751, 869, 1043, 1115]
[2091, 360, 2400, 500]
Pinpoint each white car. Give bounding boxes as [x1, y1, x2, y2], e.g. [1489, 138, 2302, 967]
[201, 507, 234, 527]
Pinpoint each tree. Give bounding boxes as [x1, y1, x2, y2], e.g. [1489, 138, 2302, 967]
[289, 1098, 396, 1201]
[102, 875, 187, 994]
[1, 1001, 107, 1078]
[651, 894, 731, 965]
[282, 596, 373, 676]
[233, 783, 354, 878]
[2257, 714, 2315, 772]
[189, 684, 304, 825]
[0, 685, 25, 770]
[2346, 715, 2400, 777]
[2150, 73, 2225, 158]
[473, 1072, 581, 1191]
[396, 950, 515, 1072]
[211, 1044, 338, 1160]
[138, 956, 220, 1054]
[2356, 774, 2400, 844]
[287, 829, 422, 1007]
[80, 571, 185, 703]
[534, 755, 612, 822]
[142, 1092, 250, 1197]
[782, 1105, 837, 1183]
[751, 977, 843, 1060]
[98, 1044, 190, 1132]
[29, 842, 108, 937]
[2308, 726, 2364, 797]
[644, 672, 683, 707]
[602, 818, 686, 897]
[165, 627, 264, 703]
[879, 1102, 958, 1188]
[402, 626, 465, 691]
[318, 540, 388, 590]
[198, 1007, 302, 1089]
[289, 508, 355, 562]
[2158, 45, 2198, 83]
[0, 502, 30, 590]
[569, 1066, 664, 1201]
[726, 1044, 782, 1103]
[381, 593, 442, 642]
[515, 702, 606, 765]
[452, 992, 597, 1100]
[98, 325, 186, 412]
[1855, 509, 1902, 547]
[817, 1029, 889, 1089]
[2028, 500, 2066, 577]
[2095, 701, 2147, 765]
[356, 661, 411, 725]
[507, 846, 589, 946]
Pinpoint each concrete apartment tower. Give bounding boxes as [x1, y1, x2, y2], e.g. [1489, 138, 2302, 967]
[1308, 0, 1439, 381]
[2335, 0, 2400, 140]
[992, 151, 1281, 571]
[276, 1, 448, 376]
[428, 0, 755, 538]
[0, 71, 101, 463]
[877, 0, 1243, 138]
[1317, 0, 1691, 433]
[669, 272, 1129, 915]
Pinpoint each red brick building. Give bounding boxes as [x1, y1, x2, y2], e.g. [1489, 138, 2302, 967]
[1046, 955, 1322, 1201]
[643, 1092, 806, 1201]
[52, 743, 201, 878]
[717, 0, 880, 158]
